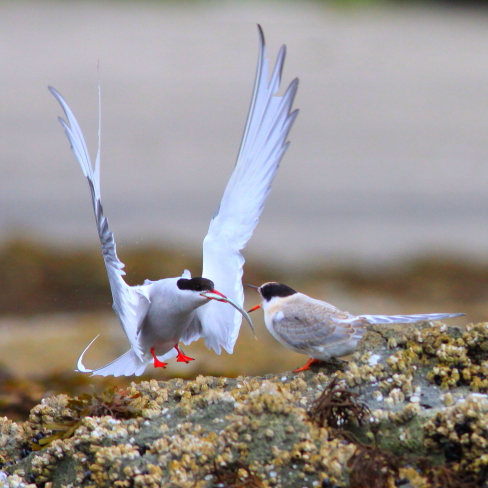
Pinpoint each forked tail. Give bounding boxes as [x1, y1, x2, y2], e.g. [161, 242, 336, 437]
[76, 336, 179, 377]
[76, 336, 149, 377]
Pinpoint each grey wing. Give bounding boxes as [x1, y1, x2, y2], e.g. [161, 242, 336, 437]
[359, 313, 465, 325]
[50, 86, 149, 360]
[199, 26, 299, 354]
[272, 303, 358, 353]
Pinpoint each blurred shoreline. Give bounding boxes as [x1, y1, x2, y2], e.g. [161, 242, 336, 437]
[0, 237, 484, 314]
[0, 236, 480, 419]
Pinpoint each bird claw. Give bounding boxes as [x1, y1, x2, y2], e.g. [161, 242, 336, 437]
[293, 358, 321, 373]
[176, 353, 195, 364]
[150, 348, 168, 369]
[175, 345, 195, 364]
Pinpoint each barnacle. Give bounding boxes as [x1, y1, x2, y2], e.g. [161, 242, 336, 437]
[423, 395, 488, 482]
[31, 387, 149, 451]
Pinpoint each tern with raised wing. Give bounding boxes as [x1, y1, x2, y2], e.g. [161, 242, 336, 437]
[248, 282, 464, 372]
[50, 27, 298, 376]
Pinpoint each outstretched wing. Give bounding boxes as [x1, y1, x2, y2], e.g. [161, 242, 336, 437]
[198, 26, 299, 354]
[50, 86, 149, 360]
[359, 313, 465, 325]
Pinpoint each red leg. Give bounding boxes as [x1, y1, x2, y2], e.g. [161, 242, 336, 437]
[293, 358, 321, 373]
[150, 348, 168, 369]
[175, 344, 195, 363]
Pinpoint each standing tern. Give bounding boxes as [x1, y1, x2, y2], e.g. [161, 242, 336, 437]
[248, 282, 464, 372]
[50, 27, 299, 377]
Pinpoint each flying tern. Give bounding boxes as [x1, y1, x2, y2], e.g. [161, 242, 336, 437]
[248, 282, 464, 372]
[50, 27, 299, 376]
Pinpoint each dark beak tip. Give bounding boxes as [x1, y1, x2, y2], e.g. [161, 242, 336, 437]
[245, 284, 259, 290]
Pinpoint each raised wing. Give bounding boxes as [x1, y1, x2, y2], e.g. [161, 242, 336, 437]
[50, 86, 149, 360]
[359, 313, 465, 325]
[198, 26, 299, 354]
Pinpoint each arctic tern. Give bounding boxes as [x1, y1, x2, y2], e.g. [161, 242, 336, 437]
[50, 27, 299, 376]
[248, 282, 464, 372]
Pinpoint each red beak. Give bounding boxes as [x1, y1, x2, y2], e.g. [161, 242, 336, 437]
[247, 304, 261, 313]
[200, 289, 256, 337]
[207, 289, 227, 301]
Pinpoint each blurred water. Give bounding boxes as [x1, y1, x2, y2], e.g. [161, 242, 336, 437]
[2, 1, 488, 267]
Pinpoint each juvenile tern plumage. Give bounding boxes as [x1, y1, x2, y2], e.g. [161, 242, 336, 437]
[50, 27, 299, 376]
[248, 282, 464, 373]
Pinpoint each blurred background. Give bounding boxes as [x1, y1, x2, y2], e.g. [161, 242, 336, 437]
[2, 0, 488, 418]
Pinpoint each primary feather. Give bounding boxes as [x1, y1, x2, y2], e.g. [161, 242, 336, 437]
[49, 86, 151, 362]
[198, 26, 299, 354]
[359, 313, 465, 325]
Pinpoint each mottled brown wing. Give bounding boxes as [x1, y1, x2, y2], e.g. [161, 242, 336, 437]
[272, 296, 359, 352]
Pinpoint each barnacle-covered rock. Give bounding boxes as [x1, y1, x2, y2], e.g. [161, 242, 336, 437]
[0, 418, 24, 459]
[2, 320, 488, 487]
[423, 394, 488, 473]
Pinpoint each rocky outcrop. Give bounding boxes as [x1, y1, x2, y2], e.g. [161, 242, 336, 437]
[2, 322, 488, 487]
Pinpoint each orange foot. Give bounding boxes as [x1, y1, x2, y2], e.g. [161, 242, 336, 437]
[150, 348, 168, 369]
[175, 344, 195, 363]
[293, 358, 321, 373]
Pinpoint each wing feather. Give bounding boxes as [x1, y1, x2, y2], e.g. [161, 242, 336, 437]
[49, 86, 149, 360]
[198, 27, 299, 354]
[272, 300, 348, 352]
[359, 313, 464, 325]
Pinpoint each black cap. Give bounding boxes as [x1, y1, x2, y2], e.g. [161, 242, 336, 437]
[177, 277, 215, 292]
[259, 282, 297, 301]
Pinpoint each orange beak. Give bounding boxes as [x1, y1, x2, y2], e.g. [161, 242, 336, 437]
[247, 303, 262, 313]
